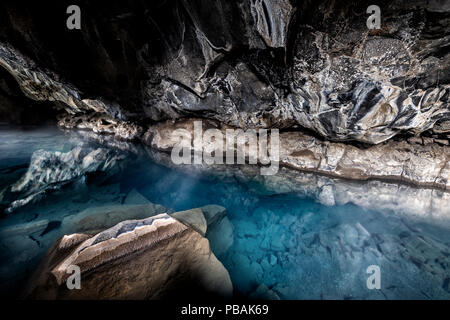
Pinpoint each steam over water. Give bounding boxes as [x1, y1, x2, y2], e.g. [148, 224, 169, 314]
[0, 126, 449, 299]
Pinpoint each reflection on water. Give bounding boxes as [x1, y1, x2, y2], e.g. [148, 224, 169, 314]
[0, 126, 449, 299]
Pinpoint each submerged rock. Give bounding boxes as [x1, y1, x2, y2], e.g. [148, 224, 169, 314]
[144, 146, 450, 223]
[168, 205, 235, 257]
[23, 213, 233, 299]
[1, 145, 128, 214]
[201, 205, 234, 257]
[123, 188, 151, 205]
[58, 113, 143, 141]
[249, 284, 280, 300]
[171, 208, 207, 236]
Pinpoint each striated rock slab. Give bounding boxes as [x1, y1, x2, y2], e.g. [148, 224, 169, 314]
[280, 132, 450, 190]
[23, 213, 233, 300]
[144, 118, 450, 190]
[61, 203, 168, 235]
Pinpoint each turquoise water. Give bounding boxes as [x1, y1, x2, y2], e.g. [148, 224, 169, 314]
[0, 126, 449, 299]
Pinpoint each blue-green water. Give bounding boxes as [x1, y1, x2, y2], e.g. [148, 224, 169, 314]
[0, 126, 449, 299]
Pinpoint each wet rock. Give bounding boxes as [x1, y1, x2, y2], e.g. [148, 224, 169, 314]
[250, 0, 293, 49]
[61, 203, 167, 235]
[318, 185, 336, 206]
[0, 234, 44, 294]
[144, 147, 450, 224]
[206, 215, 234, 257]
[0, 42, 123, 118]
[145, 118, 450, 190]
[23, 213, 233, 299]
[249, 284, 280, 300]
[58, 113, 143, 141]
[201, 205, 234, 256]
[123, 189, 151, 205]
[269, 254, 277, 266]
[171, 208, 207, 236]
[2, 145, 128, 213]
[169, 205, 234, 256]
[0, 219, 49, 238]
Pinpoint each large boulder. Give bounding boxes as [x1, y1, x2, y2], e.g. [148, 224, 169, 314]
[23, 213, 233, 299]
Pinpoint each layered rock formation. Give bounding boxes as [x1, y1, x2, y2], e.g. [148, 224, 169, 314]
[0, 0, 448, 143]
[144, 140, 450, 222]
[0, 189, 170, 296]
[0, 0, 448, 193]
[23, 213, 233, 299]
[144, 118, 450, 189]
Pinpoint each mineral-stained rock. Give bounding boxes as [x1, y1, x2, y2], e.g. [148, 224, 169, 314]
[144, 118, 450, 190]
[23, 213, 233, 299]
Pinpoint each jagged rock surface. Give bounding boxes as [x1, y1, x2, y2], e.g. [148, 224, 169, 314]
[0, 145, 128, 214]
[23, 213, 233, 299]
[0, 0, 447, 144]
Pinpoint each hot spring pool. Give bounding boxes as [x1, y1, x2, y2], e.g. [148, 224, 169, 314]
[0, 126, 449, 299]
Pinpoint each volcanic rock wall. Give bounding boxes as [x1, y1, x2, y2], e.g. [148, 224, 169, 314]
[0, 0, 448, 144]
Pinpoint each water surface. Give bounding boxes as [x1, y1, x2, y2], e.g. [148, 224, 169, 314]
[0, 126, 449, 299]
